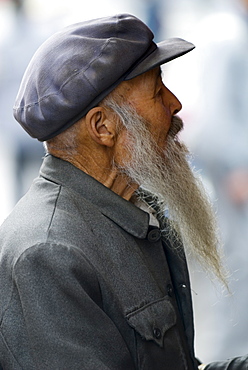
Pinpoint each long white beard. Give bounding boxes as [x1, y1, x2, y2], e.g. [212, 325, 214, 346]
[108, 102, 227, 285]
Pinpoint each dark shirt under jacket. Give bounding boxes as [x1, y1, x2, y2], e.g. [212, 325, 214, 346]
[0, 154, 199, 369]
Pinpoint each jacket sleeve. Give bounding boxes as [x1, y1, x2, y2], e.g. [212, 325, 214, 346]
[205, 355, 248, 370]
[8, 242, 135, 369]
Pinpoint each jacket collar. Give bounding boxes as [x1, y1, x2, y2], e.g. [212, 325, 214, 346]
[40, 155, 150, 239]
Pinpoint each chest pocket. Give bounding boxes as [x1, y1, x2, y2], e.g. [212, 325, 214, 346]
[125, 296, 177, 348]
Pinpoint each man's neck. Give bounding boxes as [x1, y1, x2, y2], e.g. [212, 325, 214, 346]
[50, 150, 138, 201]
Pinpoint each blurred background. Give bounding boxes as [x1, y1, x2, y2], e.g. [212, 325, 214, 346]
[0, 0, 248, 364]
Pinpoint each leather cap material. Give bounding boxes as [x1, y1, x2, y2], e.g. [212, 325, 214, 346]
[13, 14, 195, 141]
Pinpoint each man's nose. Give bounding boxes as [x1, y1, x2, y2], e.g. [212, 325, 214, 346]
[164, 86, 182, 115]
[169, 90, 182, 115]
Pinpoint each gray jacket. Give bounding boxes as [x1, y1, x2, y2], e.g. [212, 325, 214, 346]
[0, 155, 207, 369]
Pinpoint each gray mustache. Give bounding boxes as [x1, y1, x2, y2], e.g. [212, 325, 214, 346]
[168, 115, 184, 137]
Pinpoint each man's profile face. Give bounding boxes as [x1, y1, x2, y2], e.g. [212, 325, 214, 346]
[101, 65, 225, 285]
[121, 67, 182, 149]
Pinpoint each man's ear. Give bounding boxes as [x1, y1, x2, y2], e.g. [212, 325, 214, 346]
[85, 107, 117, 147]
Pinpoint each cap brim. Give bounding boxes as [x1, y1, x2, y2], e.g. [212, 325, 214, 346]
[125, 38, 195, 80]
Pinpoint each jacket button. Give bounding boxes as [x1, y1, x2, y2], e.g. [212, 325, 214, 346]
[147, 228, 161, 242]
[153, 328, 162, 339]
[167, 283, 174, 297]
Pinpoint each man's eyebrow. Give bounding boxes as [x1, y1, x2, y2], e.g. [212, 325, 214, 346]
[154, 67, 163, 89]
[155, 67, 164, 84]
[152, 67, 163, 96]
[156, 67, 162, 78]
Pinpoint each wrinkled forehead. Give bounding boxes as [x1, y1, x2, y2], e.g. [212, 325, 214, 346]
[111, 67, 162, 103]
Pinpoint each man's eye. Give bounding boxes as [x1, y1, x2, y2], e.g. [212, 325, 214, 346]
[156, 89, 162, 98]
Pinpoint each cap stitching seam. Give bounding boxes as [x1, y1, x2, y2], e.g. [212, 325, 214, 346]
[13, 39, 114, 111]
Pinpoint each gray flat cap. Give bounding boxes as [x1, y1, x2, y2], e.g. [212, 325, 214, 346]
[13, 14, 195, 141]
